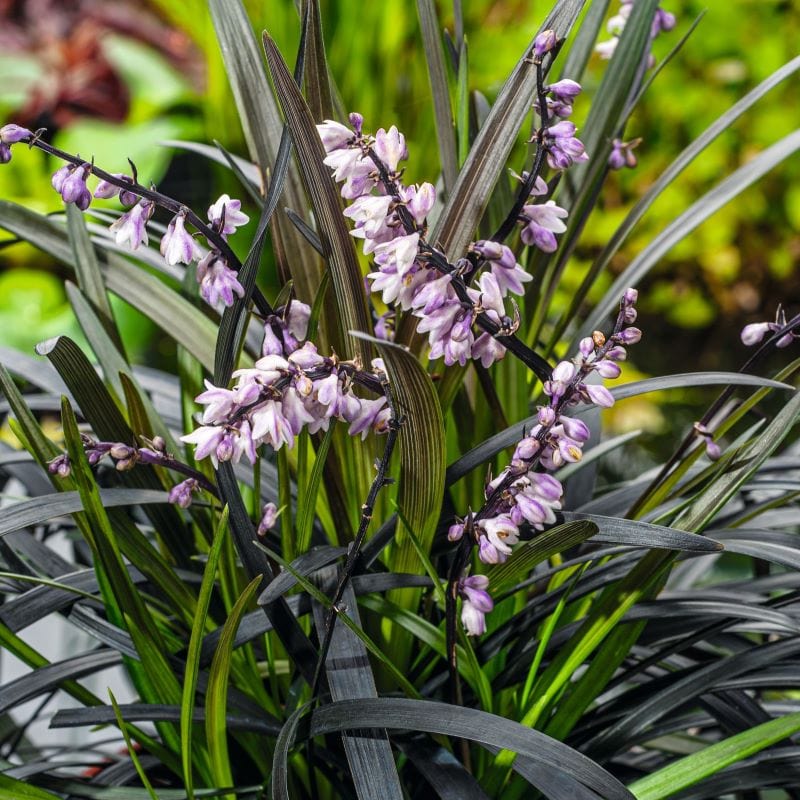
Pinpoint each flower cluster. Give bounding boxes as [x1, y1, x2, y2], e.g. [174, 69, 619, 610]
[596, 1, 676, 63]
[741, 307, 798, 349]
[47, 433, 172, 477]
[181, 344, 390, 466]
[450, 289, 642, 634]
[48, 434, 212, 509]
[0, 124, 252, 312]
[318, 111, 580, 368]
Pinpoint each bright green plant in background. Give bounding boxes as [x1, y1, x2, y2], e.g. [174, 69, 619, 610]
[0, 1, 799, 798]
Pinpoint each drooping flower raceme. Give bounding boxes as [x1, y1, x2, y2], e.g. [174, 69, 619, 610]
[596, 1, 676, 63]
[317, 112, 579, 369]
[451, 289, 642, 634]
[180, 343, 391, 468]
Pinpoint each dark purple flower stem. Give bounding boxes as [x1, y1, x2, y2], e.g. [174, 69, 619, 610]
[478, 300, 628, 523]
[311, 373, 401, 696]
[23, 132, 274, 318]
[628, 312, 800, 518]
[488, 51, 555, 245]
[365, 148, 553, 383]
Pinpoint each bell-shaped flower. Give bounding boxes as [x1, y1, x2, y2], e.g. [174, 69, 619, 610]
[373, 125, 407, 171]
[168, 478, 199, 508]
[208, 194, 249, 236]
[197, 252, 244, 307]
[250, 399, 294, 450]
[520, 201, 568, 252]
[109, 199, 154, 250]
[161, 211, 202, 265]
[316, 119, 355, 152]
[459, 575, 494, 636]
[181, 425, 225, 464]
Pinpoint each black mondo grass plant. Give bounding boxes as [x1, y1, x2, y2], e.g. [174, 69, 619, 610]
[0, 1, 799, 798]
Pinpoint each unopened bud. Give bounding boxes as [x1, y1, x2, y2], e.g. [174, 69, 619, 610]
[534, 29, 558, 57]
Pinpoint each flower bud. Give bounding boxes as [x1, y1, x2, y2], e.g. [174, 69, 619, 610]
[617, 327, 642, 344]
[534, 29, 557, 56]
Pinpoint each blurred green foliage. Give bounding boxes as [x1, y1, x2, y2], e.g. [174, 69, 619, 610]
[1, 0, 798, 384]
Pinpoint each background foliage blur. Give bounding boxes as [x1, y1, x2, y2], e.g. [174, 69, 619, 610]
[1, 0, 798, 461]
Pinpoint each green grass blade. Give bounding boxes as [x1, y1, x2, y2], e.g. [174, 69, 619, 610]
[628, 711, 800, 800]
[206, 574, 273, 799]
[108, 689, 161, 800]
[181, 508, 230, 798]
[416, 0, 458, 191]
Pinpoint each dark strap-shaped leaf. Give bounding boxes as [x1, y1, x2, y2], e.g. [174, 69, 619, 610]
[558, 512, 723, 552]
[307, 698, 634, 799]
[311, 566, 403, 800]
[0, 489, 168, 539]
[215, 461, 319, 686]
[0, 650, 121, 717]
[213, 3, 314, 386]
[50, 703, 280, 735]
[398, 737, 491, 800]
[430, 0, 586, 259]
[263, 33, 374, 363]
[416, 0, 458, 193]
[258, 545, 347, 605]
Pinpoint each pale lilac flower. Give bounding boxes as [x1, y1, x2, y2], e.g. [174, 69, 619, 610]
[51, 165, 71, 193]
[472, 333, 507, 368]
[473, 240, 532, 296]
[250, 399, 294, 450]
[373, 233, 420, 278]
[47, 453, 71, 478]
[168, 478, 199, 508]
[108, 199, 154, 250]
[545, 121, 589, 170]
[161, 211, 202, 265]
[195, 379, 239, 423]
[373, 125, 407, 171]
[344, 194, 393, 240]
[548, 79, 581, 101]
[740, 308, 798, 349]
[740, 322, 772, 346]
[196, 252, 245, 307]
[617, 327, 642, 345]
[257, 502, 280, 536]
[404, 182, 436, 225]
[459, 574, 494, 636]
[520, 200, 569, 252]
[94, 173, 138, 206]
[282, 387, 316, 434]
[595, 38, 618, 60]
[181, 425, 226, 465]
[609, 138, 641, 170]
[348, 396, 388, 440]
[285, 301, 311, 341]
[448, 521, 465, 542]
[317, 119, 355, 152]
[480, 514, 519, 559]
[583, 383, 615, 408]
[208, 194, 249, 236]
